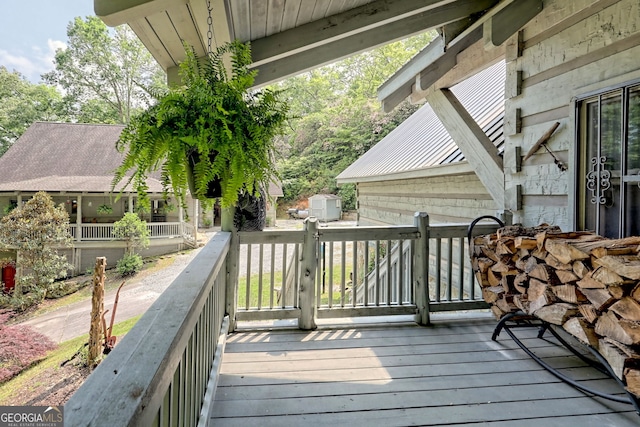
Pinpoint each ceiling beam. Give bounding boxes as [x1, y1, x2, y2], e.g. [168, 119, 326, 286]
[94, 0, 187, 26]
[249, 0, 496, 66]
[251, 0, 495, 87]
[425, 88, 504, 207]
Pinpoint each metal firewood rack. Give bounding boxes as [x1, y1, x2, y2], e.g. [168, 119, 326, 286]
[467, 216, 640, 416]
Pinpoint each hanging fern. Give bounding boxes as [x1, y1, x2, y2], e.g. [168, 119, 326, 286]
[112, 41, 289, 211]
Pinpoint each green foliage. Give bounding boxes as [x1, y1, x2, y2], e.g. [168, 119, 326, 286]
[113, 41, 290, 212]
[0, 192, 72, 309]
[0, 67, 67, 156]
[42, 16, 166, 124]
[113, 213, 150, 254]
[116, 253, 143, 277]
[272, 33, 433, 204]
[96, 204, 113, 214]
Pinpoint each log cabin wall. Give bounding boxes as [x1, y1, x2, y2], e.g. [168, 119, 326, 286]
[504, 0, 640, 229]
[356, 170, 497, 226]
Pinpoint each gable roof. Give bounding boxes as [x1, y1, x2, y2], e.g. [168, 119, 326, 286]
[0, 122, 163, 193]
[336, 60, 505, 183]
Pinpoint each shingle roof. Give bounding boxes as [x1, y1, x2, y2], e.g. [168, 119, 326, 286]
[0, 122, 163, 193]
[337, 60, 505, 182]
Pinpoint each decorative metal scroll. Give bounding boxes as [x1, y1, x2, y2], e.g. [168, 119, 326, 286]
[586, 156, 611, 205]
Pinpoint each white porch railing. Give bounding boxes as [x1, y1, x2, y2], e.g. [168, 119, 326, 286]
[69, 222, 195, 243]
[64, 213, 501, 426]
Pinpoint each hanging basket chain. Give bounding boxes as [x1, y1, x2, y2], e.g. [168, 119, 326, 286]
[206, 0, 214, 55]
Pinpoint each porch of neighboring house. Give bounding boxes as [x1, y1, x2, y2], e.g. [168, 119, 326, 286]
[65, 215, 640, 425]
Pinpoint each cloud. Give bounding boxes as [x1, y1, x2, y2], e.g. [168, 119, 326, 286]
[0, 39, 66, 83]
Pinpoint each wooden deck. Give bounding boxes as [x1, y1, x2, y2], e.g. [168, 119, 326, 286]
[209, 314, 639, 426]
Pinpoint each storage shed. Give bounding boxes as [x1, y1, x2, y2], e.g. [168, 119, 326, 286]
[308, 194, 342, 222]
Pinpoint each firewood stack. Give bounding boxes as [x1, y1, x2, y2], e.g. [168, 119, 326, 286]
[470, 224, 640, 397]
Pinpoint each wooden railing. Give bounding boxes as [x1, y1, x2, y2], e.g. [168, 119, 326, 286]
[64, 213, 500, 426]
[69, 222, 194, 242]
[231, 213, 500, 328]
[65, 232, 231, 426]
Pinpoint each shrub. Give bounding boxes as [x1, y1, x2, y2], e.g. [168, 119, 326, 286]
[0, 310, 57, 383]
[116, 253, 143, 277]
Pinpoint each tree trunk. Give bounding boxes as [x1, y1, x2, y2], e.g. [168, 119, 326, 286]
[88, 257, 106, 367]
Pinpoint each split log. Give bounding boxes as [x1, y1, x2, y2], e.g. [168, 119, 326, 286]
[591, 246, 638, 259]
[555, 270, 579, 284]
[528, 290, 555, 314]
[576, 272, 606, 289]
[487, 269, 501, 287]
[482, 286, 504, 304]
[491, 305, 507, 320]
[572, 261, 590, 279]
[552, 284, 586, 304]
[578, 304, 599, 324]
[545, 238, 590, 264]
[593, 255, 640, 280]
[545, 254, 573, 271]
[563, 317, 599, 347]
[592, 266, 627, 287]
[513, 295, 529, 312]
[514, 236, 538, 250]
[618, 319, 640, 345]
[533, 303, 578, 325]
[595, 311, 636, 346]
[527, 279, 549, 301]
[581, 288, 616, 311]
[496, 295, 518, 314]
[632, 283, 640, 302]
[599, 339, 630, 379]
[609, 297, 640, 321]
[513, 273, 529, 294]
[496, 239, 515, 256]
[625, 368, 640, 398]
[477, 257, 494, 273]
[528, 264, 557, 283]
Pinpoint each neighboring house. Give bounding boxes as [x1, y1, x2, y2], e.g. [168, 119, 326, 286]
[375, 0, 640, 240]
[337, 60, 505, 226]
[0, 122, 196, 273]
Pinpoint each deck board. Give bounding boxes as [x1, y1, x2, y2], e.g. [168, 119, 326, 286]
[210, 315, 639, 426]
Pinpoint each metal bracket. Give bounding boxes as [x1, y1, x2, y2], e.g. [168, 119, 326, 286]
[523, 122, 567, 171]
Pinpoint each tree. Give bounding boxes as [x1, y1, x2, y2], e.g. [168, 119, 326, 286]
[273, 32, 434, 207]
[0, 192, 72, 309]
[113, 213, 150, 276]
[43, 16, 166, 124]
[0, 67, 67, 156]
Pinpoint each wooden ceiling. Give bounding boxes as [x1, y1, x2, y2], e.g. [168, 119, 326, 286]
[94, 0, 501, 86]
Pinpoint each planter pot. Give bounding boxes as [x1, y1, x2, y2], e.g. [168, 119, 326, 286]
[186, 152, 222, 199]
[234, 188, 267, 231]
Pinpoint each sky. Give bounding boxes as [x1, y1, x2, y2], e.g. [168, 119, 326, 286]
[0, 1, 96, 83]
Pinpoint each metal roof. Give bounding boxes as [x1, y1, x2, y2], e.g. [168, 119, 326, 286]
[336, 60, 505, 183]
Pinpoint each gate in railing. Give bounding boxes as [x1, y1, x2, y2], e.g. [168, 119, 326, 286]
[231, 213, 499, 328]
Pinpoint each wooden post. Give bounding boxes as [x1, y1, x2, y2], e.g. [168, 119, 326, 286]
[414, 212, 431, 326]
[88, 257, 106, 367]
[298, 217, 318, 330]
[225, 230, 239, 332]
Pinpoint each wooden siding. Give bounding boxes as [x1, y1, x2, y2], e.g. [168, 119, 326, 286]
[504, 0, 640, 228]
[357, 173, 497, 225]
[210, 315, 638, 426]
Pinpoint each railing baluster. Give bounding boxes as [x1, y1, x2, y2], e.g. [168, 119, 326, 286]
[458, 237, 465, 300]
[386, 240, 392, 305]
[398, 240, 404, 304]
[245, 244, 251, 309]
[269, 243, 275, 309]
[447, 237, 453, 301]
[352, 240, 358, 307]
[281, 243, 288, 308]
[375, 240, 380, 306]
[328, 242, 334, 308]
[435, 238, 442, 302]
[364, 242, 369, 306]
[340, 240, 346, 307]
[258, 244, 264, 310]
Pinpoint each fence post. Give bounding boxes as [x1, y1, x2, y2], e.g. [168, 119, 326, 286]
[414, 212, 430, 326]
[226, 230, 239, 332]
[298, 217, 318, 330]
